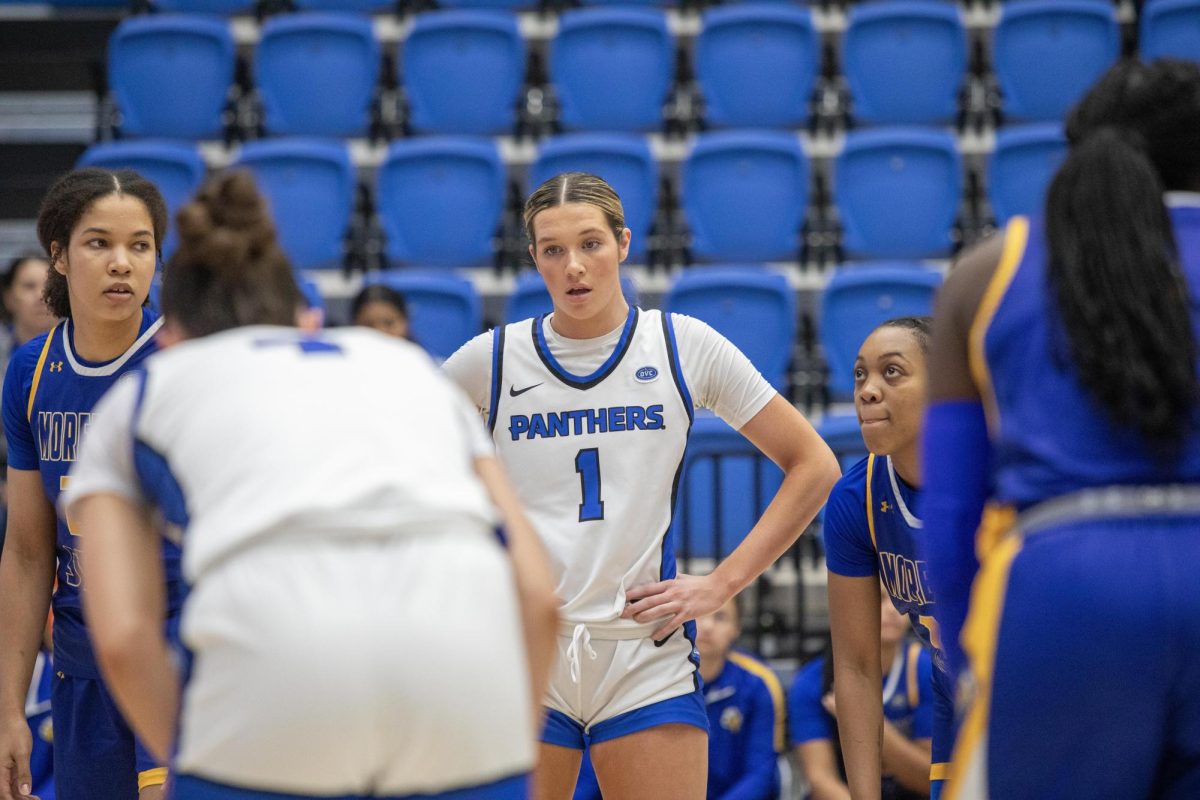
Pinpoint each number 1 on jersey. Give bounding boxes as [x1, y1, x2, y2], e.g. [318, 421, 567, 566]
[574, 448, 604, 522]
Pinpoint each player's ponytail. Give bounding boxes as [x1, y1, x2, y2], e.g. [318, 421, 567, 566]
[163, 170, 302, 338]
[1044, 59, 1200, 459]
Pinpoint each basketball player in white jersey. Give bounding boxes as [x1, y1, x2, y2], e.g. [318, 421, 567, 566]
[444, 172, 840, 799]
[61, 172, 559, 800]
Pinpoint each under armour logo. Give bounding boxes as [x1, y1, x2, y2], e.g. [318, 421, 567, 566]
[880, 500, 891, 513]
[48, 362, 63, 373]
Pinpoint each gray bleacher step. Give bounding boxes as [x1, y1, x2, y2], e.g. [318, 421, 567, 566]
[0, 92, 96, 143]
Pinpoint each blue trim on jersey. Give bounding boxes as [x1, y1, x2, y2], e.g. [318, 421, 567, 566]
[661, 313, 693, 423]
[487, 325, 504, 434]
[540, 689, 707, 749]
[531, 308, 639, 389]
[171, 772, 529, 800]
[133, 439, 189, 528]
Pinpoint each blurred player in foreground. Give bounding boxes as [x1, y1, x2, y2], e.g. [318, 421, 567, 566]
[64, 171, 559, 800]
[924, 59, 1200, 798]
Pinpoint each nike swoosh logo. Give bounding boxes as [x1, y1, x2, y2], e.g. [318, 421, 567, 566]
[509, 382, 543, 397]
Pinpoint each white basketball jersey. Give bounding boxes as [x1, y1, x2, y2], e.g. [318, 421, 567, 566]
[68, 325, 496, 584]
[488, 308, 692, 625]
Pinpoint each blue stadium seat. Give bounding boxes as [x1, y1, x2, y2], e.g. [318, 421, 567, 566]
[77, 140, 206, 258]
[682, 130, 808, 263]
[994, 0, 1119, 122]
[989, 123, 1067, 225]
[529, 134, 658, 263]
[377, 137, 505, 268]
[694, 5, 818, 129]
[108, 15, 235, 139]
[665, 267, 795, 392]
[295, 0, 394, 9]
[255, 13, 380, 138]
[438, 0, 533, 8]
[504, 270, 638, 324]
[835, 127, 961, 259]
[1140, 0, 1200, 62]
[673, 413, 783, 560]
[843, 1, 966, 125]
[551, 9, 673, 132]
[402, 11, 526, 136]
[365, 271, 482, 361]
[817, 413, 869, 472]
[232, 139, 355, 270]
[821, 264, 942, 398]
[153, 0, 255, 12]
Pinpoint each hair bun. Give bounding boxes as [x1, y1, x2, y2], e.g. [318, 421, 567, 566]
[172, 171, 286, 281]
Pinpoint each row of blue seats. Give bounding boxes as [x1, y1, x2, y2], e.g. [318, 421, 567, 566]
[81, 126, 1066, 268]
[106, 0, 1200, 141]
[342, 262, 940, 397]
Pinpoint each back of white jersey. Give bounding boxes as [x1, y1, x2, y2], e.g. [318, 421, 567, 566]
[490, 309, 691, 625]
[99, 326, 495, 582]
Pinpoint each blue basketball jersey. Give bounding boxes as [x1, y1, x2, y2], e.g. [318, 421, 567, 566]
[789, 641, 933, 747]
[979, 206, 1200, 509]
[2, 311, 183, 678]
[705, 650, 785, 800]
[824, 454, 940, 657]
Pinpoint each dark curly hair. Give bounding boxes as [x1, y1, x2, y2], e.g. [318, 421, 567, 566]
[161, 170, 301, 338]
[875, 316, 932, 356]
[36, 168, 168, 319]
[1046, 58, 1200, 459]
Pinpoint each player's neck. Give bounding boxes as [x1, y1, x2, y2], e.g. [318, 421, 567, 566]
[891, 445, 921, 489]
[71, 309, 144, 363]
[548, 299, 629, 340]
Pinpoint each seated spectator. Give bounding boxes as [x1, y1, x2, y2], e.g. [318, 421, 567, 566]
[790, 596, 932, 800]
[574, 594, 784, 799]
[351, 284, 410, 341]
[0, 253, 55, 558]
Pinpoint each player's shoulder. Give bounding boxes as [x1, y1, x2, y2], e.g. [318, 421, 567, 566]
[664, 311, 720, 343]
[9, 325, 58, 377]
[829, 455, 871, 506]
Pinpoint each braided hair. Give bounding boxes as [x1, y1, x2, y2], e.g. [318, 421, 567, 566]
[1045, 58, 1200, 459]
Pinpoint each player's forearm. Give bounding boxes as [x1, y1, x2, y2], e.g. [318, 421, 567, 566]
[0, 531, 54, 715]
[717, 762, 777, 800]
[881, 724, 931, 795]
[712, 451, 839, 594]
[96, 631, 178, 763]
[808, 773, 854, 800]
[833, 668, 884, 800]
[474, 457, 560, 732]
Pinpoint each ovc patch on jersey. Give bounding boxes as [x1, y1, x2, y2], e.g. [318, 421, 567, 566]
[635, 366, 659, 383]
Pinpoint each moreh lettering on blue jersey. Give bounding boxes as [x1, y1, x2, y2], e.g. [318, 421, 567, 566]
[878, 551, 934, 607]
[509, 405, 665, 441]
[37, 411, 91, 463]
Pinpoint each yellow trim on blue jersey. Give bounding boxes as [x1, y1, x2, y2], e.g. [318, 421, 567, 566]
[26, 324, 59, 421]
[930, 762, 951, 781]
[727, 651, 786, 753]
[865, 453, 878, 551]
[968, 216, 1029, 436]
[138, 767, 168, 790]
[905, 641, 922, 709]
[944, 527, 1024, 800]
[918, 614, 944, 651]
[975, 504, 1018, 562]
